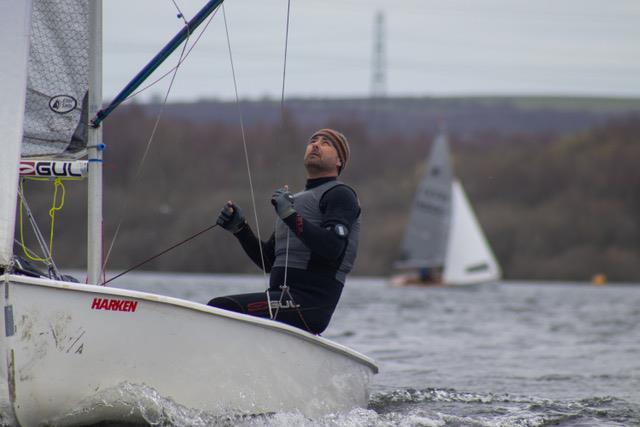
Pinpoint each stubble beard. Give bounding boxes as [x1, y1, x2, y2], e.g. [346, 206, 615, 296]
[304, 155, 334, 176]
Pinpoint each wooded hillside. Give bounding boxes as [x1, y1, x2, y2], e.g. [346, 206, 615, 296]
[18, 98, 640, 282]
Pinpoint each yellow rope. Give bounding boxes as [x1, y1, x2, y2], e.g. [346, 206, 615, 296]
[19, 177, 75, 263]
[48, 177, 66, 254]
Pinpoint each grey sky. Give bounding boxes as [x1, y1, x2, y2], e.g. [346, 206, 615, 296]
[103, 0, 640, 102]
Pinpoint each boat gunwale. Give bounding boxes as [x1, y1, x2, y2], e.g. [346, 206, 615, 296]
[1, 273, 378, 373]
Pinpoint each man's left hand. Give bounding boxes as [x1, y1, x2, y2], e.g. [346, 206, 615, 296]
[271, 187, 296, 219]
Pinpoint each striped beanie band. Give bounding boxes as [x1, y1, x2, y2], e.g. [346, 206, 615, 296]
[310, 128, 350, 174]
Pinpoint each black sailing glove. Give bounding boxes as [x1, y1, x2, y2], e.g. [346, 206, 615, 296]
[216, 201, 246, 234]
[270, 188, 296, 219]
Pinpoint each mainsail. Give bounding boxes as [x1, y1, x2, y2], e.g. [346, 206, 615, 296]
[396, 133, 453, 269]
[22, 0, 89, 159]
[0, 0, 33, 267]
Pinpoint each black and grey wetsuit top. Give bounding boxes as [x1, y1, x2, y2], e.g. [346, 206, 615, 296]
[232, 177, 360, 331]
[273, 179, 359, 284]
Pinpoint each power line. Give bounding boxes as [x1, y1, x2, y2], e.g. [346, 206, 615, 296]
[371, 10, 386, 99]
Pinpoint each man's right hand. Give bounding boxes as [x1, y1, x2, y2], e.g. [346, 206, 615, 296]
[216, 201, 246, 234]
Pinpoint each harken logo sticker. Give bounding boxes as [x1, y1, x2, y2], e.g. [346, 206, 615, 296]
[49, 95, 77, 114]
[91, 297, 138, 312]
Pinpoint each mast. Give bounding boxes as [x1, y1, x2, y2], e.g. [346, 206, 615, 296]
[87, 1, 103, 284]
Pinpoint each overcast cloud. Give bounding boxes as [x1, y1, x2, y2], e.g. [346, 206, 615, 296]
[103, 0, 640, 102]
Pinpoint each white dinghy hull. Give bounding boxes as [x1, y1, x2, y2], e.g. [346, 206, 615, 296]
[1, 274, 377, 426]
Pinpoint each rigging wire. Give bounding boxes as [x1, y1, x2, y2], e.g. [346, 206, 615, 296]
[273, 0, 307, 328]
[100, 223, 218, 286]
[122, 7, 220, 103]
[220, 2, 301, 324]
[171, 0, 189, 25]
[101, 2, 197, 281]
[17, 180, 61, 279]
[221, 3, 273, 316]
[270, 0, 312, 333]
[280, 0, 292, 118]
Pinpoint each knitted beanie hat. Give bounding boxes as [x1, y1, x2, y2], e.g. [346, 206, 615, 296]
[310, 128, 350, 174]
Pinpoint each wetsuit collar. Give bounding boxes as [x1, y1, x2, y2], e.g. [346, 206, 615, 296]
[305, 176, 337, 190]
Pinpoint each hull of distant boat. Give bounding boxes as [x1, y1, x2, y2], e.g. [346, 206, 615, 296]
[389, 272, 497, 287]
[0, 274, 377, 426]
[389, 273, 444, 288]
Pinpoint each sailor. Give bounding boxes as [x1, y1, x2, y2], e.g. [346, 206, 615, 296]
[209, 128, 360, 334]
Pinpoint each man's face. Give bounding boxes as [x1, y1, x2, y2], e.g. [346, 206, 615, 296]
[304, 135, 341, 175]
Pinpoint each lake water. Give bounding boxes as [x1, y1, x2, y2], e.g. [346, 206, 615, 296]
[105, 274, 640, 426]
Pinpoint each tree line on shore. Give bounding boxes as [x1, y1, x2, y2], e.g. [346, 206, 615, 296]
[18, 103, 640, 282]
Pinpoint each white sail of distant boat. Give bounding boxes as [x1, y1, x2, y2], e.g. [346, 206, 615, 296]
[392, 131, 501, 286]
[0, 1, 376, 425]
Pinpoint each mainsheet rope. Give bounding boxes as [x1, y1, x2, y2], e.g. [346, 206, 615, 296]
[221, 1, 308, 328]
[220, 5, 272, 317]
[273, 0, 305, 325]
[270, 1, 311, 332]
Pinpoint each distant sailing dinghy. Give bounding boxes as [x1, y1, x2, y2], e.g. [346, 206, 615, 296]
[0, 1, 376, 425]
[392, 132, 501, 286]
